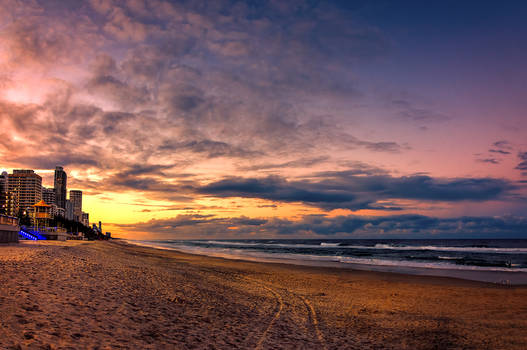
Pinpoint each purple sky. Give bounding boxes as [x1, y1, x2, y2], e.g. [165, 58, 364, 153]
[0, 0, 526, 238]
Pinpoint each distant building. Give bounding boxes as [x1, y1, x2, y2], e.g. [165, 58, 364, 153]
[65, 200, 74, 221]
[54, 166, 67, 210]
[0, 171, 7, 193]
[0, 171, 17, 216]
[7, 170, 42, 215]
[42, 187, 55, 206]
[70, 190, 82, 222]
[0, 191, 18, 216]
[42, 187, 58, 217]
[56, 207, 65, 218]
[81, 212, 89, 227]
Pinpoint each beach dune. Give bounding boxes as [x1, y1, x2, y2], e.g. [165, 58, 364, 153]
[1, 240, 526, 349]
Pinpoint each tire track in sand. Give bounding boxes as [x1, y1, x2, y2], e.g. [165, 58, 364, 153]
[253, 281, 284, 350]
[246, 276, 327, 349]
[298, 294, 327, 350]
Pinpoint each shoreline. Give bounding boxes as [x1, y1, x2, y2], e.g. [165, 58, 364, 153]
[116, 239, 495, 288]
[1, 240, 526, 349]
[123, 239, 527, 285]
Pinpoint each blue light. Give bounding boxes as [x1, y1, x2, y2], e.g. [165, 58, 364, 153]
[19, 229, 46, 241]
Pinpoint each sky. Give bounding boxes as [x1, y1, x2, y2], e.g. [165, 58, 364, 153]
[0, 0, 526, 239]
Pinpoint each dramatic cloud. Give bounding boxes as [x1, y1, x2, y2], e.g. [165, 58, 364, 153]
[492, 140, 513, 150]
[391, 99, 450, 124]
[489, 149, 511, 155]
[198, 173, 516, 210]
[117, 213, 527, 239]
[516, 152, 527, 176]
[477, 158, 500, 164]
[1, 1, 526, 237]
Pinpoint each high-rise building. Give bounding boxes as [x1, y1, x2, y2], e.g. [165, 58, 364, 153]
[65, 199, 74, 221]
[69, 190, 82, 222]
[7, 170, 42, 214]
[42, 187, 55, 206]
[0, 171, 7, 193]
[56, 207, 65, 218]
[0, 191, 18, 216]
[42, 187, 57, 216]
[81, 212, 89, 227]
[54, 166, 67, 210]
[0, 171, 12, 215]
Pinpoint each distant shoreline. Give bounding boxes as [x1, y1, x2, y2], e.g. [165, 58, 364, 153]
[123, 238, 527, 285]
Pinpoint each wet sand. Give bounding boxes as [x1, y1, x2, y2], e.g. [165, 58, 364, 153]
[0, 240, 526, 349]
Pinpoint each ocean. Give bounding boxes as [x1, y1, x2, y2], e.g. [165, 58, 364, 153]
[128, 238, 527, 284]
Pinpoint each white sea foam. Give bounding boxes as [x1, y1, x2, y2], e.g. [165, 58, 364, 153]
[187, 240, 527, 254]
[371, 243, 527, 254]
[127, 240, 527, 273]
[438, 256, 460, 260]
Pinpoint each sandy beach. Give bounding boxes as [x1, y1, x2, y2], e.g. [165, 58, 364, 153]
[1, 241, 526, 349]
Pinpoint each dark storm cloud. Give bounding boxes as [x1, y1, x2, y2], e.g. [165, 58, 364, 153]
[317, 162, 389, 177]
[87, 75, 150, 109]
[117, 213, 527, 238]
[361, 141, 403, 152]
[516, 152, 527, 175]
[93, 174, 194, 202]
[489, 149, 511, 155]
[1, 0, 407, 183]
[199, 176, 367, 210]
[492, 140, 512, 150]
[8, 155, 99, 169]
[198, 173, 516, 210]
[386, 98, 451, 130]
[240, 156, 329, 171]
[2, 22, 70, 67]
[2, 0, 525, 227]
[477, 158, 500, 164]
[475, 140, 515, 165]
[117, 164, 175, 177]
[117, 214, 270, 237]
[159, 139, 262, 159]
[391, 99, 450, 123]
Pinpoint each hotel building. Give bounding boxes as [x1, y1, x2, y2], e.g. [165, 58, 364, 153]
[82, 212, 89, 227]
[42, 187, 55, 206]
[54, 166, 67, 210]
[70, 190, 82, 222]
[7, 170, 42, 214]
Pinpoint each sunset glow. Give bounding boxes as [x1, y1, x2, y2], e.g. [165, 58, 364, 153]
[1, 0, 526, 239]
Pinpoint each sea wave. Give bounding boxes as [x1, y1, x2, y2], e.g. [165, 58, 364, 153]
[320, 242, 341, 247]
[371, 243, 527, 254]
[127, 240, 527, 273]
[185, 240, 527, 254]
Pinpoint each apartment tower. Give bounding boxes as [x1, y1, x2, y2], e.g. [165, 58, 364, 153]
[54, 166, 67, 209]
[69, 190, 82, 222]
[7, 170, 42, 214]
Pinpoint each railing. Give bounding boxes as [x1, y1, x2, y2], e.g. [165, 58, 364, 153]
[19, 229, 38, 241]
[0, 215, 19, 226]
[20, 228, 46, 240]
[26, 226, 67, 233]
